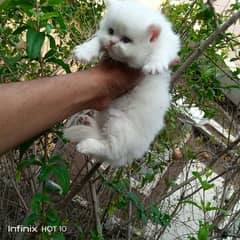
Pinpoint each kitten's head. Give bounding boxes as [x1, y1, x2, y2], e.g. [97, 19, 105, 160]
[98, 0, 163, 68]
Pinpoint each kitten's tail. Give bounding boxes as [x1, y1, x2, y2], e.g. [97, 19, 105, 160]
[64, 125, 102, 142]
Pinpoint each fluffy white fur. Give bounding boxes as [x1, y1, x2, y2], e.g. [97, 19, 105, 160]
[64, 0, 180, 167]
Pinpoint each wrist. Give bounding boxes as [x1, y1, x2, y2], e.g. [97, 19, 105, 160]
[70, 68, 107, 112]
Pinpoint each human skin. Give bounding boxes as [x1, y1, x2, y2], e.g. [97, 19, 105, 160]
[0, 60, 140, 155]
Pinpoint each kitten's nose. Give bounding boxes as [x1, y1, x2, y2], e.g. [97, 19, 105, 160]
[109, 40, 116, 47]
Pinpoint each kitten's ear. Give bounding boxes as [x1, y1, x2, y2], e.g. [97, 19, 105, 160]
[148, 24, 161, 42]
[104, 0, 111, 7]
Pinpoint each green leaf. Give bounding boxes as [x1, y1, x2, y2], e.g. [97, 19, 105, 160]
[55, 15, 66, 30]
[46, 208, 61, 225]
[141, 172, 155, 187]
[18, 155, 42, 171]
[192, 171, 214, 190]
[47, 34, 56, 49]
[0, 0, 33, 9]
[196, 5, 213, 21]
[23, 212, 40, 226]
[31, 193, 50, 212]
[90, 231, 104, 240]
[52, 166, 70, 194]
[41, 12, 59, 21]
[181, 200, 203, 210]
[3, 55, 22, 66]
[49, 0, 63, 5]
[19, 134, 41, 160]
[188, 237, 197, 240]
[201, 180, 214, 191]
[138, 210, 148, 224]
[231, 1, 240, 10]
[112, 180, 129, 193]
[44, 49, 56, 59]
[52, 232, 65, 240]
[198, 223, 210, 240]
[126, 192, 142, 208]
[46, 57, 71, 73]
[48, 155, 67, 165]
[26, 28, 45, 60]
[107, 204, 117, 216]
[115, 195, 127, 209]
[45, 23, 52, 34]
[192, 171, 202, 181]
[38, 165, 53, 182]
[149, 205, 171, 226]
[13, 25, 28, 34]
[204, 202, 226, 213]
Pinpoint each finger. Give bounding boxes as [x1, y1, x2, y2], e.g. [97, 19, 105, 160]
[169, 56, 180, 68]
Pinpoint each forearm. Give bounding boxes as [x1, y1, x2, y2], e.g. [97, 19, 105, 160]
[0, 59, 141, 154]
[0, 70, 99, 154]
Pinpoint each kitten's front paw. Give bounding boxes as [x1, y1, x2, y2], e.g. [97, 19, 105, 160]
[143, 61, 168, 74]
[73, 45, 96, 62]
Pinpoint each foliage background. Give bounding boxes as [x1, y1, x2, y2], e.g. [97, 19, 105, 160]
[0, 0, 240, 239]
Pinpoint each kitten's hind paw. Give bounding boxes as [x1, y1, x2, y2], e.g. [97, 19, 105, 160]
[76, 139, 106, 157]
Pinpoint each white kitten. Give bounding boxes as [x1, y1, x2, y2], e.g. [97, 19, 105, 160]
[64, 0, 180, 167]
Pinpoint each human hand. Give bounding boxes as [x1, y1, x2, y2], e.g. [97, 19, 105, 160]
[88, 59, 142, 110]
[87, 57, 180, 110]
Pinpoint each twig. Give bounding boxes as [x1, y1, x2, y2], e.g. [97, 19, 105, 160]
[181, 14, 199, 41]
[127, 168, 132, 240]
[221, 208, 240, 233]
[90, 167, 102, 237]
[212, 188, 240, 231]
[70, 155, 89, 189]
[208, 135, 240, 168]
[181, 164, 240, 200]
[172, 10, 240, 84]
[123, 136, 240, 228]
[202, 52, 239, 85]
[5, 156, 28, 212]
[158, 135, 240, 203]
[156, 192, 185, 239]
[57, 161, 102, 210]
[207, 0, 220, 28]
[179, 0, 198, 38]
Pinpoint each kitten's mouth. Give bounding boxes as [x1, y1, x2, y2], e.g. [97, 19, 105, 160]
[105, 47, 122, 61]
[105, 44, 115, 51]
[104, 45, 136, 67]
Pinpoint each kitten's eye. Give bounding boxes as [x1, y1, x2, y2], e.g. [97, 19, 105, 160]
[121, 36, 132, 43]
[108, 28, 114, 35]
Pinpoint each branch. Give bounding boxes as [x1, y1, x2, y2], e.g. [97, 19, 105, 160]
[172, 10, 240, 84]
[57, 161, 102, 210]
[207, 0, 219, 28]
[181, 164, 240, 201]
[212, 189, 240, 232]
[90, 177, 102, 237]
[179, 0, 198, 39]
[208, 135, 240, 168]
[158, 135, 240, 202]
[127, 168, 133, 240]
[5, 155, 28, 212]
[202, 52, 239, 84]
